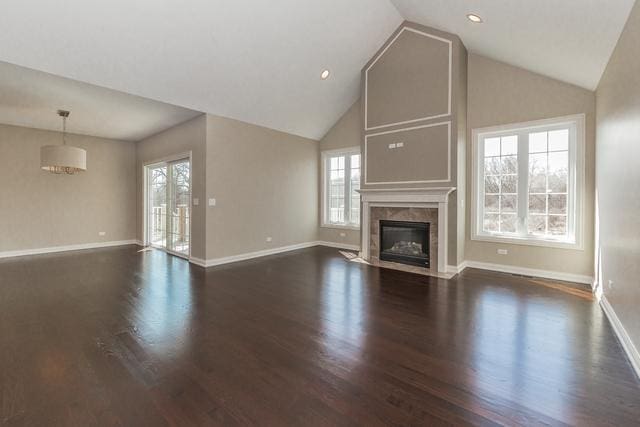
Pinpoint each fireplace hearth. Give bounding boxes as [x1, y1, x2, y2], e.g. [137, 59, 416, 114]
[379, 220, 430, 268]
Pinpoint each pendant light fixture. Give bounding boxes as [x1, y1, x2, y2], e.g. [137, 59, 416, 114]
[40, 110, 87, 174]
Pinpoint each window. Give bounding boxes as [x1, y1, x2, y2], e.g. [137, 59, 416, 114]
[472, 115, 584, 248]
[322, 148, 361, 228]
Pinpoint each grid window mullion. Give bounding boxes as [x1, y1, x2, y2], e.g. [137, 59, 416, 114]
[345, 155, 352, 224]
[324, 152, 361, 227]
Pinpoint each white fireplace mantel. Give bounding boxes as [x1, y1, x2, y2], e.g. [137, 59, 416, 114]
[357, 187, 456, 274]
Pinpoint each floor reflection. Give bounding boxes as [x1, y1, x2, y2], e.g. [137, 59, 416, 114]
[135, 249, 193, 359]
[1, 245, 638, 425]
[471, 285, 577, 421]
[318, 258, 368, 368]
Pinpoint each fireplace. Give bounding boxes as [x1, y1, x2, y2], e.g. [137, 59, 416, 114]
[359, 188, 453, 275]
[379, 220, 430, 268]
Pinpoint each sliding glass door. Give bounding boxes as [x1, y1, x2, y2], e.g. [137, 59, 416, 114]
[146, 158, 190, 257]
[168, 160, 190, 255]
[148, 163, 168, 249]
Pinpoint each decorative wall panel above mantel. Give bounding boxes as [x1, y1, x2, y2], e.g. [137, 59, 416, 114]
[364, 121, 450, 185]
[365, 26, 451, 131]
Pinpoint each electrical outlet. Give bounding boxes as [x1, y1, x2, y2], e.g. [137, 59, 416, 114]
[396, 142, 404, 148]
[339, 232, 346, 237]
[98, 231, 106, 237]
[388, 143, 397, 149]
[497, 249, 508, 255]
[193, 198, 199, 206]
[266, 237, 272, 242]
[208, 198, 216, 206]
[608, 279, 614, 289]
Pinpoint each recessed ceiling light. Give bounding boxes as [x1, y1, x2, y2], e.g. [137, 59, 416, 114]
[320, 69, 330, 80]
[467, 14, 483, 23]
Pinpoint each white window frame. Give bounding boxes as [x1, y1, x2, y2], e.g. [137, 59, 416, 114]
[142, 151, 193, 258]
[471, 114, 585, 250]
[321, 147, 361, 230]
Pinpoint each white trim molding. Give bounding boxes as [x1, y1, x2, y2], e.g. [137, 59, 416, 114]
[0, 240, 139, 259]
[357, 187, 455, 274]
[189, 241, 318, 268]
[364, 26, 452, 131]
[598, 296, 640, 379]
[189, 241, 361, 269]
[446, 261, 468, 275]
[316, 241, 361, 251]
[0, 242, 350, 269]
[364, 121, 452, 185]
[462, 260, 593, 285]
[188, 256, 208, 268]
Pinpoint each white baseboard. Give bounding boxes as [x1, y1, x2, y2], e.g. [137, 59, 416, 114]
[316, 241, 361, 251]
[462, 260, 593, 285]
[190, 241, 321, 268]
[0, 239, 356, 267]
[447, 261, 468, 275]
[188, 241, 361, 268]
[0, 239, 139, 259]
[188, 256, 208, 267]
[599, 295, 640, 379]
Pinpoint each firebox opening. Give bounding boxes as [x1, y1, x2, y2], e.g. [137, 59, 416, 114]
[379, 220, 430, 268]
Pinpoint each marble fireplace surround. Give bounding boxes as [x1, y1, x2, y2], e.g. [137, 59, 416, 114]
[357, 187, 455, 275]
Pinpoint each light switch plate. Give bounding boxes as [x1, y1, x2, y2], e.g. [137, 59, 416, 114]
[193, 198, 199, 206]
[497, 249, 508, 255]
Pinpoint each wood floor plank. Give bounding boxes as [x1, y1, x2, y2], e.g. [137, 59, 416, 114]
[0, 245, 639, 426]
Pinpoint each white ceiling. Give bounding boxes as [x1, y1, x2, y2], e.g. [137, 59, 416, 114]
[0, 1, 634, 141]
[0, 0, 402, 140]
[0, 61, 201, 141]
[390, 0, 636, 90]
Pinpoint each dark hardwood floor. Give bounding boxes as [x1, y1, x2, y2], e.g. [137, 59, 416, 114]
[1, 245, 639, 426]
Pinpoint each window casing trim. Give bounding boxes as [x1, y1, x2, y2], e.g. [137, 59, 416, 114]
[471, 114, 585, 250]
[321, 146, 361, 230]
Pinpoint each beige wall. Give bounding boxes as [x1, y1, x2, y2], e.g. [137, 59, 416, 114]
[206, 114, 318, 259]
[595, 1, 640, 351]
[136, 115, 207, 259]
[366, 123, 450, 183]
[455, 42, 468, 266]
[317, 99, 361, 247]
[365, 27, 450, 129]
[136, 113, 318, 262]
[0, 123, 136, 252]
[466, 54, 596, 276]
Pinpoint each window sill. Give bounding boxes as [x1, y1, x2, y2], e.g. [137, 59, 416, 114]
[471, 233, 583, 250]
[321, 223, 361, 231]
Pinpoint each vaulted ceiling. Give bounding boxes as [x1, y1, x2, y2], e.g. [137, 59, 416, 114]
[0, 61, 200, 141]
[391, 0, 636, 91]
[0, 0, 403, 140]
[0, 1, 634, 140]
